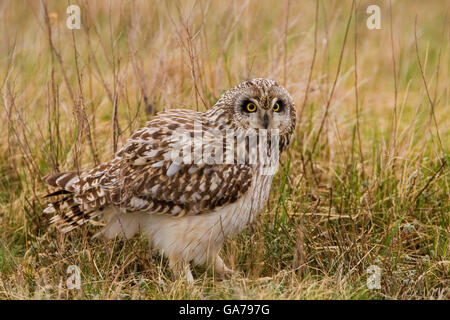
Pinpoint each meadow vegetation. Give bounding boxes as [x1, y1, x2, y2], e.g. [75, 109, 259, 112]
[0, 0, 448, 299]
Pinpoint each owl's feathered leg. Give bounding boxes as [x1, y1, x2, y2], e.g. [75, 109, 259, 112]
[184, 263, 194, 284]
[169, 257, 194, 284]
[211, 255, 234, 276]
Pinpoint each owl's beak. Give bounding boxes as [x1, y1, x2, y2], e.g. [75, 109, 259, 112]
[262, 113, 269, 129]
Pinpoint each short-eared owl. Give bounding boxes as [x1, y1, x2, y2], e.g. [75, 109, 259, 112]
[43, 78, 296, 282]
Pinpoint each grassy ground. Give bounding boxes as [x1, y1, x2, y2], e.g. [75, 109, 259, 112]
[0, 0, 448, 299]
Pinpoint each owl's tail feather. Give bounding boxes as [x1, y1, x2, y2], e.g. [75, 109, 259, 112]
[43, 196, 93, 232]
[43, 171, 94, 233]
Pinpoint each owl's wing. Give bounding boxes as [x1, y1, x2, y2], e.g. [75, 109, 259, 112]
[97, 110, 254, 216]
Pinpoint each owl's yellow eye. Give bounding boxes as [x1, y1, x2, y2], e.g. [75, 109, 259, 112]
[245, 102, 257, 113]
[273, 102, 281, 112]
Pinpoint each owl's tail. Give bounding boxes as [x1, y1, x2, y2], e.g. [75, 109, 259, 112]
[43, 171, 95, 232]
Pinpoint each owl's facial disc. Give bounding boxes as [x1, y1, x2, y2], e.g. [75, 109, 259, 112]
[238, 96, 288, 130]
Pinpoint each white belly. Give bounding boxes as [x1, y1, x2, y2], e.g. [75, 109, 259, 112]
[99, 172, 274, 266]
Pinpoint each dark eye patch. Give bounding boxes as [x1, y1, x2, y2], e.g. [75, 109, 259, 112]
[273, 100, 284, 112]
[242, 99, 257, 113]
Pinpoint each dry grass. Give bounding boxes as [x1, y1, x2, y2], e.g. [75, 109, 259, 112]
[0, 0, 448, 299]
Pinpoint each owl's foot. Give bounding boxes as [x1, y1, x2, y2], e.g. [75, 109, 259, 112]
[169, 258, 194, 284]
[212, 255, 237, 279]
[184, 263, 194, 284]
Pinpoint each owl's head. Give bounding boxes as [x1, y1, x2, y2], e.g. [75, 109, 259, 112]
[215, 78, 296, 149]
